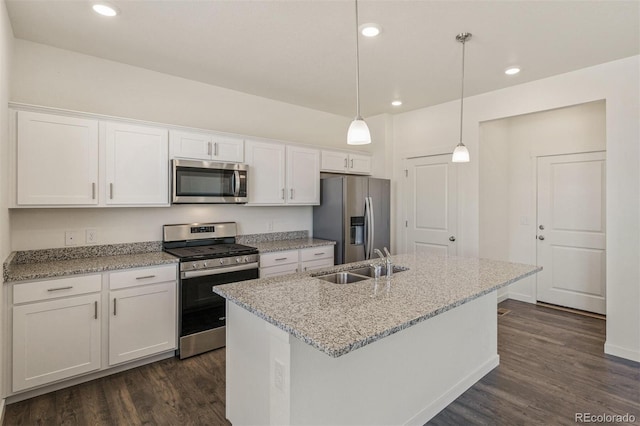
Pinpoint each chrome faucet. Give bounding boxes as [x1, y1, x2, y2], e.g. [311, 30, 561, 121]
[374, 247, 393, 279]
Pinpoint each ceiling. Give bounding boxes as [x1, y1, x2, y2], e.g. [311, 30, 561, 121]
[6, 0, 640, 118]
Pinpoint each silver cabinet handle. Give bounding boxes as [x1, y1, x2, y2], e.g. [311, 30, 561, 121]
[47, 286, 73, 292]
[290, 188, 294, 199]
[207, 141, 212, 156]
[351, 159, 354, 168]
[275, 257, 288, 261]
[94, 301, 98, 319]
[113, 298, 117, 316]
[92, 182, 96, 200]
[281, 188, 285, 200]
[538, 235, 545, 240]
[449, 236, 456, 242]
[314, 252, 325, 256]
[109, 183, 114, 199]
[136, 275, 156, 280]
[214, 142, 218, 156]
[344, 158, 348, 168]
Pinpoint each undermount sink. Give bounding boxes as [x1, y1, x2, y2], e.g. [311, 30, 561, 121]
[346, 265, 409, 277]
[314, 265, 409, 284]
[315, 272, 369, 284]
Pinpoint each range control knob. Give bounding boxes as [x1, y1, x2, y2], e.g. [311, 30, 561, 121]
[219, 259, 224, 265]
[236, 257, 241, 263]
[203, 262, 207, 267]
[243, 256, 249, 262]
[192, 263, 198, 270]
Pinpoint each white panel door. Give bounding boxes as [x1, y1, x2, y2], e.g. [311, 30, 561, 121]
[109, 282, 177, 365]
[169, 130, 212, 160]
[17, 111, 99, 205]
[286, 146, 320, 205]
[536, 152, 606, 314]
[245, 140, 286, 205]
[405, 155, 457, 256]
[105, 122, 169, 205]
[13, 294, 101, 392]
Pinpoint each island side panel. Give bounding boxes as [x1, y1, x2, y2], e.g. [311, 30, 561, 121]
[289, 291, 499, 425]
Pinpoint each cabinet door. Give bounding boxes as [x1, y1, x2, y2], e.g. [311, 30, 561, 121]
[105, 123, 169, 205]
[13, 294, 101, 392]
[320, 150, 348, 173]
[169, 130, 211, 160]
[211, 135, 244, 163]
[17, 111, 99, 206]
[348, 153, 372, 175]
[286, 146, 320, 205]
[109, 282, 177, 366]
[245, 140, 286, 205]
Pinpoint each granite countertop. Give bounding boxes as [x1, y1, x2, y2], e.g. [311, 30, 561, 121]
[214, 252, 541, 358]
[248, 238, 335, 253]
[3, 242, 178, 283]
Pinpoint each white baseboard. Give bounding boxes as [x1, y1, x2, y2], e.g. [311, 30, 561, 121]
[497, 293, 509, 303]
[405, 355, 500, 425]
[506, 293, 536, 304]
[605, 342, 640, 363]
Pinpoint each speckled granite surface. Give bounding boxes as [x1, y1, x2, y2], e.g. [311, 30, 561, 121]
[249, 238, 336, 253]
[4, 243, 178, 283]
[237, 230, 309, 244]
[214, 252, 541, 358]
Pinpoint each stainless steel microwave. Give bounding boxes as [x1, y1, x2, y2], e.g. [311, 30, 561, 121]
[172, 159, 248, 204]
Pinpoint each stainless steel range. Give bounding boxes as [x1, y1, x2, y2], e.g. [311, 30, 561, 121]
[163, 222, 259, 359]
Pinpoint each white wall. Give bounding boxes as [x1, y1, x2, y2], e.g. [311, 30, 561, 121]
[480, 101, 606, 303]
[393, 57, 640, 361]
[8, 40, 386, 250]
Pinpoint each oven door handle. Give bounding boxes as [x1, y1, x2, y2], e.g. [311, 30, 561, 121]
[181, 262, 259, 279]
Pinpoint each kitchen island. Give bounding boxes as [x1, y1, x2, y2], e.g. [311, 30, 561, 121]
[214, 252, 541, 425]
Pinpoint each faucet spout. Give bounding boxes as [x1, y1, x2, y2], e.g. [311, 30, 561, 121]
[374, 248, 385, 260]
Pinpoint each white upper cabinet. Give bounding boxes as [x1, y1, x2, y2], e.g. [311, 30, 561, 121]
[104, 122, 169, 206]
[320, 150, 372, 175]
[170, 130, 244, 163]
[245, 140, 286, 204]
[17, 111, 99, 206]
[245, 140, 319, 206]
[286, 145, 320, 205]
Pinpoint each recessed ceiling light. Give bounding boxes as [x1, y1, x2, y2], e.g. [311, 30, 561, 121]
[505, 66, 521, 75]
[92, 3, 118, 17]
[391, 100, 402, 106]
[360, 23, 381, 37]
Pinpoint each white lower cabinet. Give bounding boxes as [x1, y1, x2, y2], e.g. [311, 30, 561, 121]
[12, 276, 102, 392]
[259, 246, 334, 278]
[9, 264, 178, 394]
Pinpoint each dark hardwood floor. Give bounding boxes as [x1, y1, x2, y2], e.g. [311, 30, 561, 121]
[4, 300, 639, 425]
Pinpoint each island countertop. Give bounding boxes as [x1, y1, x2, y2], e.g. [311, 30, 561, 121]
[214, 252, 541, 358]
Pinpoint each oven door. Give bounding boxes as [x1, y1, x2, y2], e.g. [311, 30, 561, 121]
[180, 262, 258, 338]
[172, 159, 247, 204]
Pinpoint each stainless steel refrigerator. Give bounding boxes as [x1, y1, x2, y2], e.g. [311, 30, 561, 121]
[313, 175, 390, 265]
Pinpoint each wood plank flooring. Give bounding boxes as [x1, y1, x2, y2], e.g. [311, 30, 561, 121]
[4, 300, 639, 425]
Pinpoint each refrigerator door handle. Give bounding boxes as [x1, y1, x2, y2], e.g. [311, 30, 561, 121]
[368, 196, 375, 260]
[363, 196, 370, 259]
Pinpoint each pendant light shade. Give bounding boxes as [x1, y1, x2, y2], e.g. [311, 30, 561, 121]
[347, 0, 371, 145]
[347, 118, 371, 145]
[452, 32, 472, 163]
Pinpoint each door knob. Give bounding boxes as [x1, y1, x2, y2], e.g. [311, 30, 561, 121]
[538, 235, 545, 240]
[449, 236, 456, 242]
[539, 225, 545, 230]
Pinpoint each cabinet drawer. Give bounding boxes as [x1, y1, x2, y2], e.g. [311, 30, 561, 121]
[300, 258, 334, 273]
[13, 274, 102, 304]
[300, 246, 333, 262]
[259, 250, 299, 268]
[260, 264, 299, 278]
[109, 265, 177, 290]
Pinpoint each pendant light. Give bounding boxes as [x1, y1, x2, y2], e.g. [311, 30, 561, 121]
[452, 32, 471, 163]
[347, 0, 371, 145]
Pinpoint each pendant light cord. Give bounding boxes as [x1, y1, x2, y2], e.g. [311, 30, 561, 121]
[459, 37, 466, 144]
[354, 0, 362, 119]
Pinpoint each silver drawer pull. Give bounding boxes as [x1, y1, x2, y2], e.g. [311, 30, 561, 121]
[113, 298, 117, 316]
[136, 275, 156, 280]
[275, 258, 288, 261]
[314, 252, 325, 256]
[47, 286, 73, 292]
[94, 301, 98, 319]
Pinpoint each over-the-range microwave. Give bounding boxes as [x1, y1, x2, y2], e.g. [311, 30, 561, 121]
[171, 159, 248, 204]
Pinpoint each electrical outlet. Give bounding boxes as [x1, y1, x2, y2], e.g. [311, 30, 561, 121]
[274, 360, 284, 391]
[65, 231, 80, 246]
[86, 229, 98, 244]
